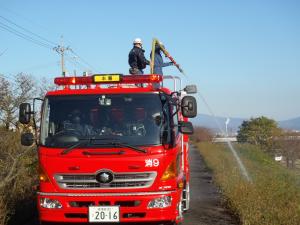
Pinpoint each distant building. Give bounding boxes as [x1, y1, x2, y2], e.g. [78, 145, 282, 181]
[212, 137, 237, 143]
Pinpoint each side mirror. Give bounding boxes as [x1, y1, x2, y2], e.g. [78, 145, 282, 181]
[184, 85, 197, 94]
[181, 96, 197, 118]
[19, 103, 32, 124]
[21, 133, 34, 146]
[178, 121, 194, 135]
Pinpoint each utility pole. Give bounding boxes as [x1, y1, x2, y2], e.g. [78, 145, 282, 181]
[53, 36, 71, 77]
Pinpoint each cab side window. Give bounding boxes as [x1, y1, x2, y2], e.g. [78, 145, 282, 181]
[171, 104, 179, 137]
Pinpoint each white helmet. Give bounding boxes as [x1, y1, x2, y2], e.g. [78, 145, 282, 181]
[133, 38, 142, 45]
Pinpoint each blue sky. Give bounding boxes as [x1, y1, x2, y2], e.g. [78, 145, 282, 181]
[0, 0, 299, 120]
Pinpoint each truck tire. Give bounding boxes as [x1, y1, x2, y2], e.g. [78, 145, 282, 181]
[169, 222, 182, 225]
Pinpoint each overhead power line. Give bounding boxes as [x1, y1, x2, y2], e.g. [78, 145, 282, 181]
[5, 61, 60, 75]
[0, 48, 7, 57]
[65, 55, 87, 71]
[0, 11, 99, 74]
[69, 49, 98, 72]
[0, 6, 54, 36]
[0, 21, 53, 49]
[53, 37, 99, 75]
[0, 15, 58, 46]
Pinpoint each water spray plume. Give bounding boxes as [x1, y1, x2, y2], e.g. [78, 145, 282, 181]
[226, 140, 251, 181]
[197, 91, 252, 182]
[151, 38, 251, 181]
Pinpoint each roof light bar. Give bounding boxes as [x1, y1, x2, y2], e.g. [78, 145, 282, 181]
[54, 76, 93, 85]
[54, 74, 162, 86]
[122, 74, 162, 84]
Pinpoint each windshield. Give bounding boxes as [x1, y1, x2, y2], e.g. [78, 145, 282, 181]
[40, 93, 167, 148]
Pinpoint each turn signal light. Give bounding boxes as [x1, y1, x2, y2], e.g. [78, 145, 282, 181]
[161, 160, 177, 181]
[38, 166, 50, 182]
[149, 74, 162, 82]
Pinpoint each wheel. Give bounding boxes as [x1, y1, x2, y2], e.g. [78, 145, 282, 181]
[160, 222, 182, 225]
[169, 221, 183, 225]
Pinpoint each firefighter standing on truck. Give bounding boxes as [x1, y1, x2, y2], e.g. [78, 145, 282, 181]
[150, 41, 174, 75]
[128, 38, 150, 74]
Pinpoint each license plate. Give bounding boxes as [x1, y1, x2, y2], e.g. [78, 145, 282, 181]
[88, 206, 120, 223]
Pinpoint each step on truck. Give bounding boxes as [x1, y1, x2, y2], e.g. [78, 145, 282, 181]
[19, 73, 197, 225]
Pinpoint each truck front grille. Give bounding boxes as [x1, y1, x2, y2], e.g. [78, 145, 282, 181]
[54, 171, 157, 189]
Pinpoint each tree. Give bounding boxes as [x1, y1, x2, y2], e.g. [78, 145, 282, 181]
[0, 73, 36, 130]
[0, 128, 37, 225]
[237, 116, 282, 151]
[278, 131, 300, 169]
[0, 74, 54, 225]
[38, 76, 56, 99]
[191, 126, 213, 142]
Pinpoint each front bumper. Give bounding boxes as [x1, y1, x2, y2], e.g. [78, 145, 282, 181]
[37, 191, 181, 223]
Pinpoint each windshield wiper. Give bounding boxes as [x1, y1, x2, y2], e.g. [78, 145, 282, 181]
[109, 142, 147, 153]
[60, 136, 108, 155]
[61, 138, 147, 155]
[82, 150, 125, 156]
[61, 140, 89, 155]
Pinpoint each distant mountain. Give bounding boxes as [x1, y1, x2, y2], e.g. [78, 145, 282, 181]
[279, 117, 300, 131]
[191, 114, 300, 134]
[190, 114, 244, 134]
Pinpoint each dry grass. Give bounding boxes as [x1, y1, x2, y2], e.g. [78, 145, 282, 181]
[0, 129, 37, 225]
[196, 142, 300, 225]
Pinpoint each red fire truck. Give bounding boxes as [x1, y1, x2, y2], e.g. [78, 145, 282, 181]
[19, 74, 197, 225]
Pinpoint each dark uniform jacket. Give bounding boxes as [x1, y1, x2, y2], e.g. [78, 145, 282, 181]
[128, 46, 150, 70]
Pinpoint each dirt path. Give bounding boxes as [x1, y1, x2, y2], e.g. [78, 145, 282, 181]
[183, 145, 238, 225]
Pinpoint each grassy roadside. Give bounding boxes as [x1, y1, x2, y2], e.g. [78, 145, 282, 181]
[195, 142, 300, 225]
[0, 130, 37, 225]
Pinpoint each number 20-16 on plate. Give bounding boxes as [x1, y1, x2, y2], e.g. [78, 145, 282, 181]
[89, 206, 120, 223]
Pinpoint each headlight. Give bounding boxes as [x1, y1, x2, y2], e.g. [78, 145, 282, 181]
[40, 198, 62, 209]
[148, 196, 172, 209]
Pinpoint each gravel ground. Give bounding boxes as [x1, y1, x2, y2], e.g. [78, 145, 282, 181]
[183, 145, 238, 225]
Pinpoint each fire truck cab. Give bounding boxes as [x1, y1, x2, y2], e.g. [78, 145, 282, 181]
[19, 74, 197, 225]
